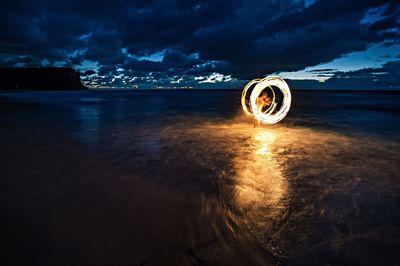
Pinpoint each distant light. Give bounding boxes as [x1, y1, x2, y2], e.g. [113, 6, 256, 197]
[241, 76, 291, 124]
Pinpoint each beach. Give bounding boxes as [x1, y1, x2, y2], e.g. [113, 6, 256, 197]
[0, 90, 399, 265]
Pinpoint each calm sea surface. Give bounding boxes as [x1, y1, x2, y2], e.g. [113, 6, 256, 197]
[1, 90, 399, 265]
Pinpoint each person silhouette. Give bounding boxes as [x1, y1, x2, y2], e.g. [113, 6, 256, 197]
[253, 91, 272, 128]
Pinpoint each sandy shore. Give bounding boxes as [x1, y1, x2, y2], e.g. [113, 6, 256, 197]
[1, 121, 277, 265]
[1, 90, 399, 265]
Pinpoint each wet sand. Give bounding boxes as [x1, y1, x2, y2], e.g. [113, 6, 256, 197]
[1, 130, 273, 265]
[0, 90, 399, 265]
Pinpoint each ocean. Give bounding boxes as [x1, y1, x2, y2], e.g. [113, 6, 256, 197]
[0, 90, 399, 265]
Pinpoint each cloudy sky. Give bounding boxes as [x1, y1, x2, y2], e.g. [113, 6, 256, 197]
[0, 0, 399, 89]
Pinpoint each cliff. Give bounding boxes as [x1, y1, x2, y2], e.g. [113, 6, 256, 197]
[0, 67, 86, 90]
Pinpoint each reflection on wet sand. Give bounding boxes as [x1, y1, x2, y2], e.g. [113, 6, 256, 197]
[150, 115, 399, 264]
[1, 91, 399, 265]
[232, 130, 287, 227]
[1, 90, 400, 266]
[149, 119, 291, 262]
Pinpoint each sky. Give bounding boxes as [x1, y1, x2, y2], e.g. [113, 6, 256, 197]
[0, 0, 399, 89]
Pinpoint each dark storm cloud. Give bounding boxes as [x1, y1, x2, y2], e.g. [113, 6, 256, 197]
[221, 0, 400, 78]
[0, 0, 399, 88]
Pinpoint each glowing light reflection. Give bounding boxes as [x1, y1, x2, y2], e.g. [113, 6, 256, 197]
[233, 129, 287, 220]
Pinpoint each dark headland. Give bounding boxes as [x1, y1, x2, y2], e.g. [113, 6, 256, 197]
[0, 67, 86, 90]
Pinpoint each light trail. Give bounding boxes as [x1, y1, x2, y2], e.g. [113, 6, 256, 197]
[241, 76, 291, 124]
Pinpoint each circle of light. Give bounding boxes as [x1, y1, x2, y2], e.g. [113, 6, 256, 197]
[250, 76, 291, 124]
[241, 78, 262, 117]
[241, 78, 277, 117]
[242, 76, 291, 125]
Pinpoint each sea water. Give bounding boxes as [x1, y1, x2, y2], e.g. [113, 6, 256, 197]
[0, 90, 399, 265]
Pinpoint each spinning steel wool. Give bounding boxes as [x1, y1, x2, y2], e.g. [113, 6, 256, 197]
[241, 76, 291, 124]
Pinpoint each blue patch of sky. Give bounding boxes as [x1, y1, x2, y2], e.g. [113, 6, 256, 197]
[121, 48, 165, 62]
[75, 60, 100, 72]
[78, 33, 92, 41]
[276, 42, 400, 82]
[303, 0, 316, 8]
[360, 4, 388, 25]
